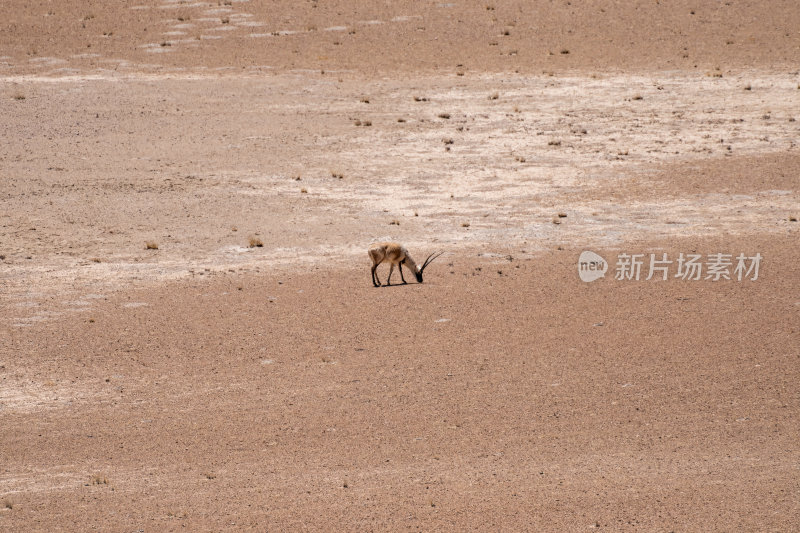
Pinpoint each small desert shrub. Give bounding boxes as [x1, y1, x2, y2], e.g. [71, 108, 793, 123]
[145, 241, 158, 250]
[437, 113, 451, 119]
[413, 96, 429, 102]
[12, 94, 25, 100]
[548, 140, 561, 146]
[300, 187, 308, 193]
[360, 96, 370, 103]
[389, 220, 400, 225]
[461, 222, 470, 227]
[248, 236, 263, 248]
[330, 171, 344, 179]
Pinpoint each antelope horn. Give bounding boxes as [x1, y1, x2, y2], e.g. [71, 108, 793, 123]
[420, 251, 444, 271]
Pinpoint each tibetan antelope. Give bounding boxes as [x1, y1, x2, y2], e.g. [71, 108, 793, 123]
[368, 242, 443, 287]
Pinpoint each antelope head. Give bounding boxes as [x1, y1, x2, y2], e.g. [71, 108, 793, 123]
[414, 251, 444, 283]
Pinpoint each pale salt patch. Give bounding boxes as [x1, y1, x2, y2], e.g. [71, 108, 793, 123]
[391, 15, 421, 22]
[28, 57, 67, 65]
[163, 31, 186, 36]
[325, 26, 348, 32]
[158, 1, 207, 8]
[435, 318, 451, 323]
[123, 302, 148, 308]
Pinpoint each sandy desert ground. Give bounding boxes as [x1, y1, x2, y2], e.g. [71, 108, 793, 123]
[1, 1, 799, 531]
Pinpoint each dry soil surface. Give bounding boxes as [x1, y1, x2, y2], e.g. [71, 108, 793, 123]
[1, 1, 799, 531]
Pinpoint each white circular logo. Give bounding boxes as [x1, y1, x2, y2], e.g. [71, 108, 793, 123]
[578, 251, 607, 282]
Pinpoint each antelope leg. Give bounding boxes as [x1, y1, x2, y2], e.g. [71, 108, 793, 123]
[386, 264, 394, 286]
[372, 265, 380, 287]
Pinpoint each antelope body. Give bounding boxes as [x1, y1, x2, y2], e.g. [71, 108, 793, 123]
[368, 242, 443, 287]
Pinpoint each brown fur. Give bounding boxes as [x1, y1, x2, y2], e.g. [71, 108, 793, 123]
[368, 242, 442, 287]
